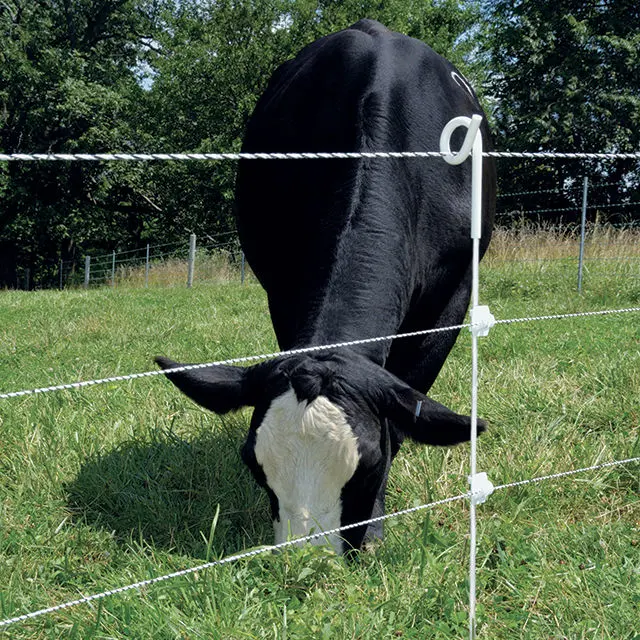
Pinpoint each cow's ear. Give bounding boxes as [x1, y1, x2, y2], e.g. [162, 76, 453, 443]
[155, 356, 265, 414]
[379, 376, 485, 446]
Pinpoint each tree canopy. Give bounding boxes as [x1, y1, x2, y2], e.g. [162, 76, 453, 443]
[485, 0, 640, 218]
[1, 0, 638, 287]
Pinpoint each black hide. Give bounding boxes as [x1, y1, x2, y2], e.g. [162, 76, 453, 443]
[158, 19, 496, 552]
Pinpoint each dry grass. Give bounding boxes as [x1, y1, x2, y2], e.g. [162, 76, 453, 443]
[83, 226, 640, 290]
[98, 251, 253, 288]
[486, 224, 640, 263]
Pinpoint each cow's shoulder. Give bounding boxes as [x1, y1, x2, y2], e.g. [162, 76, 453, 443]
[254, 22, 383, 112]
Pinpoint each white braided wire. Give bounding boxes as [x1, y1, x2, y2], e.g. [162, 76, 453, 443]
[0, 151, 446, 162]
[493, 306, 640, 326]
[493, 456, 640, 492]
[1, 454, 637, 629]
[1, 150, 639, 162]
[0, 323, 469, 400]
[485, 151, 640, 160]
[1, 305, 639, 401]
[0, 492, 469, 628]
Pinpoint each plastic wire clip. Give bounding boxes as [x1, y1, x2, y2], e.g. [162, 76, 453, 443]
[468, 472, 494, 506]
[469, 305, 495, 337]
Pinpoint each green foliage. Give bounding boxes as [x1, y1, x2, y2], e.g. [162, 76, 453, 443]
[484, 0, 640, 217]
[139, 0, 483, 256]
[0, 0, 159, 286]
[2, 0, 638, 287]
[487, 1, 640, 153]
[0, 0, 481, 288]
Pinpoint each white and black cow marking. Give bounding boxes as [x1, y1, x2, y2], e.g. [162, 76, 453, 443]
[255, 388, 360, 551]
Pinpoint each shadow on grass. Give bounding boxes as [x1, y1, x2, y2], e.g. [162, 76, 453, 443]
[65, 416, 271, 559]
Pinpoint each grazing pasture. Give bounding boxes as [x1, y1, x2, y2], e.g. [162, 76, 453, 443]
[0, 257, 638, 638]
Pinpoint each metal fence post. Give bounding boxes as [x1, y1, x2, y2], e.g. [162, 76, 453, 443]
[59, 260, 63, 290]
[577, 176, 588, 293]
[187, 233, 196, 288]
[23, 268, 30, 290]
[84, 255, 90, 289]
[145, 243, 150, 288]
[111, 250, 116, 288]
[241, 250, 245, 285]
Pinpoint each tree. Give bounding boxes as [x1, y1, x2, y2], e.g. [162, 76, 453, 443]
[0, 0, 159, 287]
[485, 0, 640, 222]
[0, 0, 485, 287]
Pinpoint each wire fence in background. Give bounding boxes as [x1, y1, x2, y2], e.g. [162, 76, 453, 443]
[12, 172, 639, 292]
[80, 234, 244, 289]
[13, 220, 640, 292]
[15, 232, 247, 291]
[489, 176, 640, 290]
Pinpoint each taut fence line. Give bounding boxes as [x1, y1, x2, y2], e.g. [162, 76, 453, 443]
[2, 150, 640, 161]
[1, 305, 638, 401]
[2, 130, 639, 637]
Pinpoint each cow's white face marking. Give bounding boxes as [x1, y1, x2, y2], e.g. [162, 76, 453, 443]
[254, 388, 360, 553]
[451, 70, 475, 100]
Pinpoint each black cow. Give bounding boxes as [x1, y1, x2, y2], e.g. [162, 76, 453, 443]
[157, 19, 496, 553]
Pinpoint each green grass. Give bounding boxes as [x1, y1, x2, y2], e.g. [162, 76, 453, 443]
[1, 259, 639, 639]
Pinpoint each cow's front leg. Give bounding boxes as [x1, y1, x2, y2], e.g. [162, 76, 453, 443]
[363, 421, 400, 545]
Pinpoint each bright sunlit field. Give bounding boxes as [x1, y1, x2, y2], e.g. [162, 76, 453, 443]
[1, 246, 639, 638]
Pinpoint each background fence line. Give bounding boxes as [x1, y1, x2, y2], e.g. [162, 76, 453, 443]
[12, 168, 639, 291]
[32, 231, 246, 290]
[497, 181, 623, 199]
[13, 221, 640, 292]
[497, 200, 640, 217]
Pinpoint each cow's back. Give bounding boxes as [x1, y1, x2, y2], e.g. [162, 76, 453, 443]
[235, 20, 495, 355]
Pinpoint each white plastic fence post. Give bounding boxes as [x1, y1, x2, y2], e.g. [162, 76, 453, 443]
[187, 233, 196, 288]
[145, 243, 150, 288]
[440, 114, 493, 640]
[84, 255, 90, 289]
[111, 250, 116, 288]
[578, 176, 588, 293]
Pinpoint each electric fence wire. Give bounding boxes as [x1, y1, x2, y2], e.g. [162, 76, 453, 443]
[0, 455, 637, 630]
[1, 306, 639, 402]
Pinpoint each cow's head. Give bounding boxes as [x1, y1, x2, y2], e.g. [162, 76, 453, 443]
[156, 351, 481, 553]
